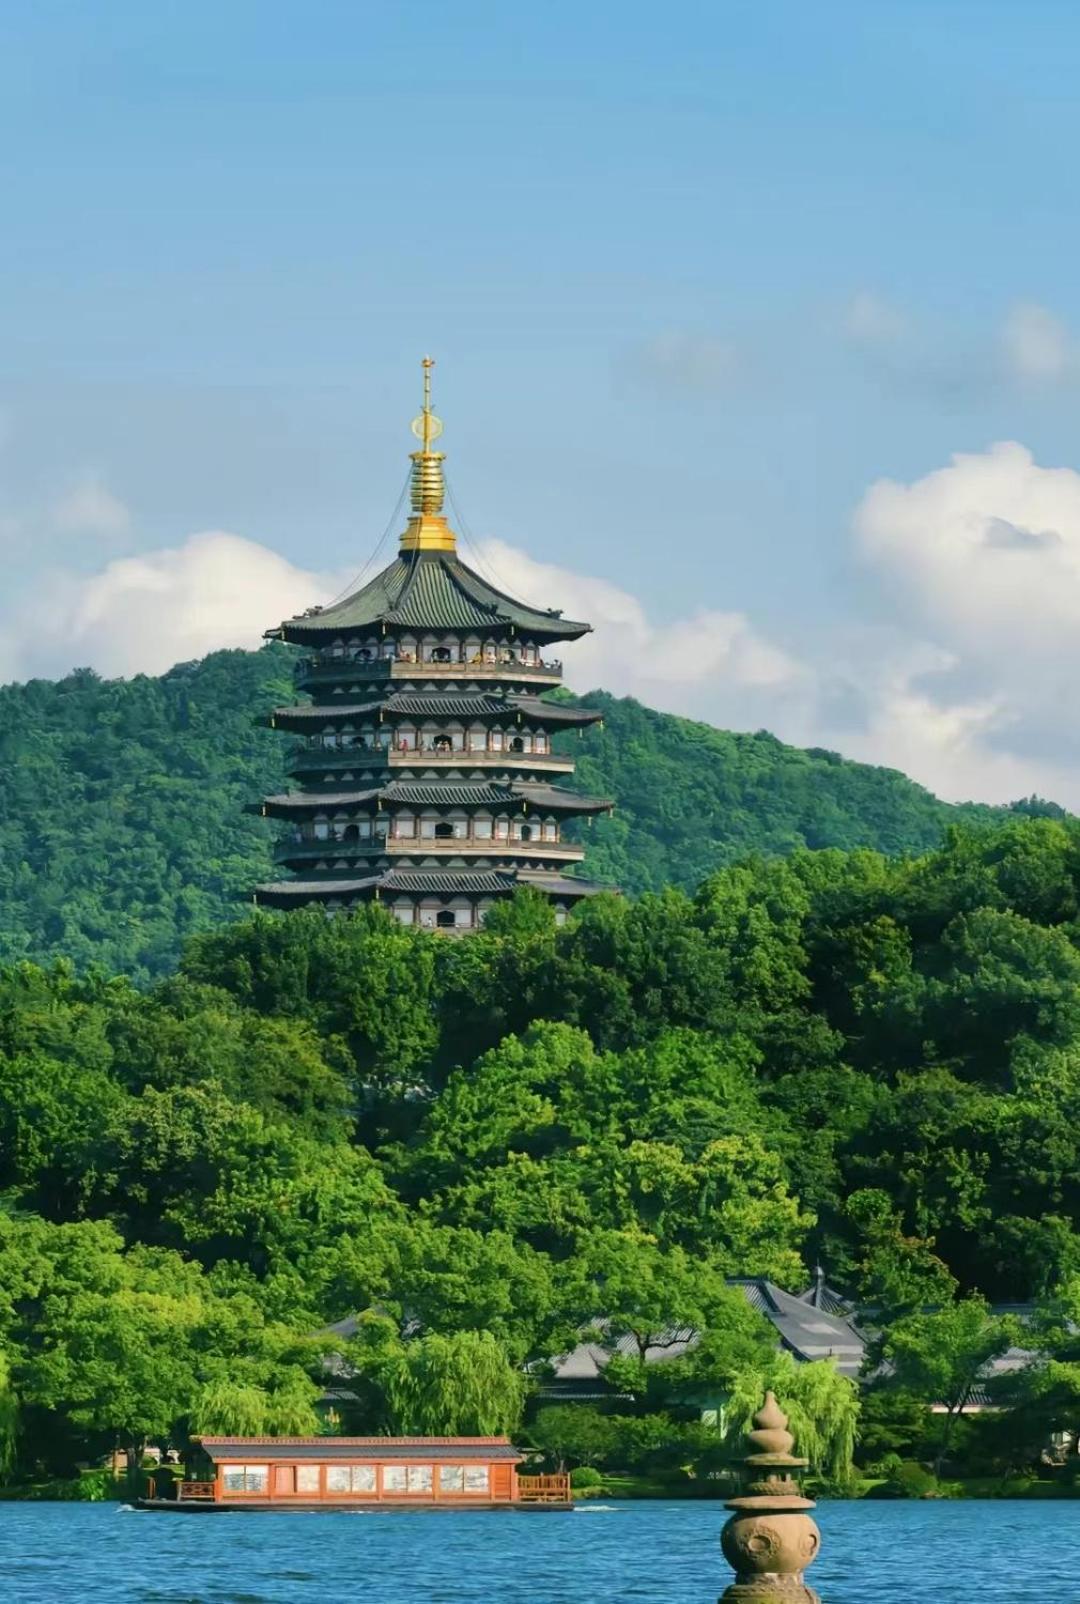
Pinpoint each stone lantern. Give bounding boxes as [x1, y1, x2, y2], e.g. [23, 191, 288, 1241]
[719, 1390, 822, 1603]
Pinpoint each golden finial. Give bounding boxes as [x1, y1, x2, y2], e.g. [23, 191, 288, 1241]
[402, 354, 454, 553]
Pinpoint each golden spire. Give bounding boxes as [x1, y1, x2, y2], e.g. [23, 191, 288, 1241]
[401, 355, 455, 552]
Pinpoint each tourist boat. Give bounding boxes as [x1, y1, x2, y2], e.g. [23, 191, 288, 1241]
[137, 1435, 572, 1512]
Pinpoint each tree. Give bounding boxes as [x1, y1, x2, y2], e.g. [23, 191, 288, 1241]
[353, 1329, 526, 1436]
[725, 1352, 860, 1483]
[528, 1405, 617, 1471]
[880, 1297, 1020, 1473]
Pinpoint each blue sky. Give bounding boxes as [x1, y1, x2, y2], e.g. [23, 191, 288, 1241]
[5, 1, 1080, 802]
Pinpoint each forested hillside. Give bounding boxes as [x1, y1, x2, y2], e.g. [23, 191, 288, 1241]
[0, 645, 1018, 978]
[5, 822, 1080, 1488]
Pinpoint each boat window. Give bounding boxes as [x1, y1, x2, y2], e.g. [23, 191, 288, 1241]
[327, 1465, 351, 1492]
[296, 1465, 320, 1493]
[464, 1466, 490, 1492]
[440, 1464, 466, 1492]
[223, 1464, 269, 1493]
[383, 1465, 408, 1492]
[407, 1465, 433, 1492]
[351, 1465, 377, 1492]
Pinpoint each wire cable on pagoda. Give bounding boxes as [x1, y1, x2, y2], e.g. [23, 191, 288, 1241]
[321, 469, 411, 610]
[445, 474, 546, 608]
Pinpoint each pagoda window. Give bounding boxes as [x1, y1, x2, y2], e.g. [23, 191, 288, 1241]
[432, 734, 453, 754]
[378, 731, 392, 749]
[434, 821, 454, 840]
[313, 820, 330, 841]
[395, 814, 416, 838]
[356, 819, 372, 839]
[342, 823, 360, 842]
[495, 817, 510, 840]
[392, 902, 415, 926]
[509, 736, 524, 753]
[330, 640, 345, 659]
[468, 729, 486, 752]
[519, 824, 533, 842]
[436, 910, 456, 929]
[535, 734, 549, 753]
[420, 815, 437, 839]
[482, 641, 498, 664]
[474, 816, 493, 840]
[490, 730, 504, 751]
[543, 819, 558, 841]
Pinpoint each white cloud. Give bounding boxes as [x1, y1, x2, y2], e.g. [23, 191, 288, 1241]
[472, 536, 807, 722]
[625, 330, 743, 393]
[7, 439, 1080, 812]
[1000, 302, 1073, 383]
[843, 290, 907, 347]
[52, 473, 132, 538]
[3, 531, 342, 681]
[848, 440, 1080, 804]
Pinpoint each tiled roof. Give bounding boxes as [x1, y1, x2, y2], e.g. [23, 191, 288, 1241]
[198, 1434, 521, 1462]
[256, 781, 611, 816]
[274, 551, 591, 642]
[270, 693, 602, 729]
[730, 1280, 865, 1378]
[253, 865, 611, 907]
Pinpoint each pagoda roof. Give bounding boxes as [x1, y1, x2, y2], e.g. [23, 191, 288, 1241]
[268, 692, 601, 730]
[272, 550, 591, 645]
[254, 780, 612, 816]
[253, 866, 610, 907]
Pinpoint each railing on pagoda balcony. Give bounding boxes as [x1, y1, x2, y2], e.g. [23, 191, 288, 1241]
[295, 656, 563, 685]
[286, 745, 575, 774]
[274, 837, 585, 863]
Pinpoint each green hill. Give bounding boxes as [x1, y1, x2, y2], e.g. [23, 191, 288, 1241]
[0, 644, 1019, 978]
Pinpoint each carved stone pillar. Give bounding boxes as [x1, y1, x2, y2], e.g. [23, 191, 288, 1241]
[719, 1390, 822, 1603]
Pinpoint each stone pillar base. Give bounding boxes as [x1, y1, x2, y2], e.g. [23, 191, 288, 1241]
[720, 1582, 821, 1603]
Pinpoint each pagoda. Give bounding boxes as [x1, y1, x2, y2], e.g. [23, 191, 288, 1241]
[251, 359, 613, 933]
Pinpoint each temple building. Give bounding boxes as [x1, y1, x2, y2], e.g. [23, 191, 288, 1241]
[251, 360, 614, 932]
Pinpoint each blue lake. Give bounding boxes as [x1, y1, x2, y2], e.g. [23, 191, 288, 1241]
[0, 1499, 1072, 1603]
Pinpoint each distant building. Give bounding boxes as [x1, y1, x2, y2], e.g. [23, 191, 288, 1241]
[538, 1276, 866, 1406]
[251, 358, 614, 932]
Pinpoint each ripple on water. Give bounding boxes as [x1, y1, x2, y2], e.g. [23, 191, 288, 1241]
[0, 1500, 1071, 1604]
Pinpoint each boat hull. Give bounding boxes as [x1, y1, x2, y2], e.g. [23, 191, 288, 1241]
[136, 1497, 572, 1514]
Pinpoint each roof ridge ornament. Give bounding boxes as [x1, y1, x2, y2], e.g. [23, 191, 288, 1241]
[402, 355, 455, 553]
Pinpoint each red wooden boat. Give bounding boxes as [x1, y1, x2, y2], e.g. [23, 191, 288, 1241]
[137, 1435, 571, 1512]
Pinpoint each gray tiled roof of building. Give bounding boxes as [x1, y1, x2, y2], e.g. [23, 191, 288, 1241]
[269, 693, 602, 727]
[254, 867, 611, 907]
[273, 551, 591, 642]
[197, 1435, 522, 1462]
[255, 780, 612, 815]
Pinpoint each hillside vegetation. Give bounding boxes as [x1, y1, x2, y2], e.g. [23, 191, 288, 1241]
[5, 822, 1080, 1485]
[0, 646, 1020, 978]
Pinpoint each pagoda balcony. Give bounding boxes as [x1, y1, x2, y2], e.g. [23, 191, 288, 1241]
[286, 747, 575, 776]
[295, 657, 563, 689]
[274, 838, 586, 864]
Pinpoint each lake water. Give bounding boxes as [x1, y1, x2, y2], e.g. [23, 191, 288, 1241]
[0, 1499, 1073, 1603]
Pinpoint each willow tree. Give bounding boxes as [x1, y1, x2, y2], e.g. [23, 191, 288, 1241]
[726, 1352, 859, 1483]
[374, 1330, 526, 1436]
[189, 1373, 321, 1438]
[0, 1351, 17, 1483]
